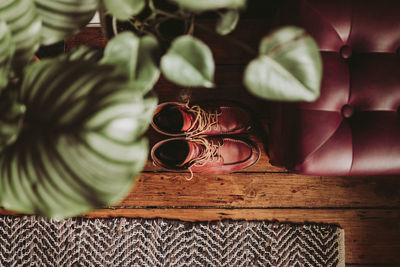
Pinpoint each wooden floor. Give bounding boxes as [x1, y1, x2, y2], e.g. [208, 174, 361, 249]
[4, 3, 400, 265]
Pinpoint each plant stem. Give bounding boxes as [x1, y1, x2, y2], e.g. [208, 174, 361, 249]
[152, 8, 177, 18]
[151, 8, 258, 57]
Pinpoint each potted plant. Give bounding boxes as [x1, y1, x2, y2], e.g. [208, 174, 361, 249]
[0, 0, 158, 218]
[100, 0, 194, 44]
[0, 0, 322, 219]
[100, 0, 322, 99]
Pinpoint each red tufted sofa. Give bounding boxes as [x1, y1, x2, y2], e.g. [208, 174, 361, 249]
[269, 0, 400, 175]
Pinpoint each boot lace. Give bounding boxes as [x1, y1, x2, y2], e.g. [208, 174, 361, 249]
[185, 102, 222, 137]
[185, 136, 223, 180]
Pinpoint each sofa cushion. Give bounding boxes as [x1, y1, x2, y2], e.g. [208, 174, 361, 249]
[269, 0, 400, 175]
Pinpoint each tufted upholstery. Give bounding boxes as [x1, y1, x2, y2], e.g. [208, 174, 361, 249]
[269, 0, 400, 175]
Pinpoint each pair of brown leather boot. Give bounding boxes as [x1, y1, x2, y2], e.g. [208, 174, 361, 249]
[150, 102, 260, 178]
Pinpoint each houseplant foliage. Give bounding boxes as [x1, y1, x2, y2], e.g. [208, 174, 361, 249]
[244, 26, 322, 101]
[1, 54, 155, 218]
[0, 0, 98, 68]
[0, 1, 158, 218]
[0, 0, 322, 218]
[101, 0, 322, 100]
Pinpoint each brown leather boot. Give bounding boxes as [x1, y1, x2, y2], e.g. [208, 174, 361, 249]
[151, 101, 252, 137]
[151, 136, 260, 177]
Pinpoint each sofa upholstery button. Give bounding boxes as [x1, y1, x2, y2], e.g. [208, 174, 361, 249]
[341, 104, 354, 118]
[340, 45, 352, 59]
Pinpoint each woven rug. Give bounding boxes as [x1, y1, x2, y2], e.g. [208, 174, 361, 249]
[0, 216, 344, 267]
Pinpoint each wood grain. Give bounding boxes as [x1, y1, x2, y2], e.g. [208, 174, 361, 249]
[65, 27, 107, 50]
[117, 173, 400, 208]
[83, 208, 400, 265]
[152, 65, 267, 111]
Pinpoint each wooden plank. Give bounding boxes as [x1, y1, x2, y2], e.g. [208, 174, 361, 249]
[65, 27, 107, 49]
[154, 64, 249, 99]
[0, 209, 19, 216]
[118, 173, 400, 208]
[83, 208, 400, 265]
[152, 65, 269, 116]
[153, 65, 244, 104]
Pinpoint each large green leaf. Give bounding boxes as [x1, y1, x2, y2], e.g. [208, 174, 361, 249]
[169, 0, 246, 12]
[103, 0, 145, 21]
[216, 9, 240, 36]
[0, 0, 41, 66]
[0, 54, 155, 218]
[0, 21, 14, 90]
[102, 32, 160, 94]
[161, 35, 215, 88]
[244, 26, 322, 101]
[34, 0, 99, 45]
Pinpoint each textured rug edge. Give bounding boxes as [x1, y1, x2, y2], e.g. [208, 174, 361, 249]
[6, 214, 346, 227]
[0, 215, 346, 266]
[0, 214, 348, 229]
[338, 228, 346, 267]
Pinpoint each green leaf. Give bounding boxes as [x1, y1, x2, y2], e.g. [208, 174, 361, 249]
[34, 0, 99, 45]
[0, 87, 26, 150]
[0, 0, 41, 66]
[102, 32, 140, 75]
[244, 26, 322, 101]
[102, 32, 161, 94]
[65, 46, 103, 62]
[216, 9, 240, 35]
[0, 54, 155, 218]
[103, 0, 146, 21]
[134, 36, 161, 94]
[161, 35, 215, 88]
[0, 21, 14, 90]
[169, 0, 247, 12]
[0, 0, 100, 64]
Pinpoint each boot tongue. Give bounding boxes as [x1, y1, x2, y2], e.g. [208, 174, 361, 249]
[178, 108, 194, 132]
[180, 141, 203, 166]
